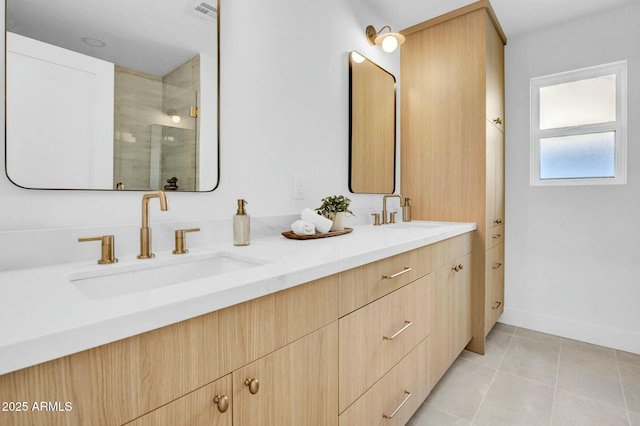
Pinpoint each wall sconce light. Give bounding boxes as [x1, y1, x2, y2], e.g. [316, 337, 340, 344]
[167, 109, 182, 123]
[366, 25, 405, 53]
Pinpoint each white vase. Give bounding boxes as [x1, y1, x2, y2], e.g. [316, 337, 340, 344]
[329, 212, 346, 231]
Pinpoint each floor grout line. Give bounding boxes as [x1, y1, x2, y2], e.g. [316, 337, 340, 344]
[549, 339, 564, 426]
[614, 350, 633, 426]
[468, 326, 516, 425]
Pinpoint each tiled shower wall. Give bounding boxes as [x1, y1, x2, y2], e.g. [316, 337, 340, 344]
[113, 55, 199, 191]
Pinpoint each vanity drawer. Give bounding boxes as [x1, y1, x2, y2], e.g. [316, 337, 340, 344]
[430, 232, 473, 270]
[338, 336, 430, 426]
[339, 245, 430, 316]
[486, 224, 504, 249]
[485, 279, 505, 335]
[339, 275, 431, 412]
[485, 243, 504, 286]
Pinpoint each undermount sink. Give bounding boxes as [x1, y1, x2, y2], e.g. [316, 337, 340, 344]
[69, 252, 268, 299]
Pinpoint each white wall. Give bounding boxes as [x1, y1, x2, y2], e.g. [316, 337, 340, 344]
[503, 2, 640, 353]
[0, 1, 399, 238]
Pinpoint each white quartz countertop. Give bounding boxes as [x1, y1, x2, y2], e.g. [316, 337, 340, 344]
[0, 221, 475, 376]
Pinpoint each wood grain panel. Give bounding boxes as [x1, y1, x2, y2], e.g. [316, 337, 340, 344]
[232, 323, 338, 426]
[124, 375, 232, 426]
[401, 4, 505, 355]
[338, 245, 430, 317]
[339, 275, 431, 412]
[338, 337, 431, 426]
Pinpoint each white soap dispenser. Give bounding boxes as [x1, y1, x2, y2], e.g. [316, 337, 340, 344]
[233, 199, 250, 246]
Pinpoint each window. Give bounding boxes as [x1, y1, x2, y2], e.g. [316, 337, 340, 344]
[530, 61, 627, 186]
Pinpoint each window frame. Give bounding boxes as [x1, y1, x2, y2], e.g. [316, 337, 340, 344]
[530, 61, 627, 186]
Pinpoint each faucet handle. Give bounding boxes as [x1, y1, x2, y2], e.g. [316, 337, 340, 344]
[173, 228, 200, 254]
[78, 235, 118, 264]
[371, 213, 381, 226]
[389, 211, 398, 224]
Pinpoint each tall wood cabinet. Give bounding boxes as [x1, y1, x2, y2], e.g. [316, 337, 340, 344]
[400, 0, 506, 355]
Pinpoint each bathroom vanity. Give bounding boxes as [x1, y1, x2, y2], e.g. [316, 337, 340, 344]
[0, 221, 475, 425]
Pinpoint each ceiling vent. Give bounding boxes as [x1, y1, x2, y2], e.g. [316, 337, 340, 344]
[185, 0, 218, 23]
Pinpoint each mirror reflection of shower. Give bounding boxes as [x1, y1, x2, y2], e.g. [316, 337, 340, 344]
[113, 56, 199, 191]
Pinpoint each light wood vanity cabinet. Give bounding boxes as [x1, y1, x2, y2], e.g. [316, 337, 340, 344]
[0, 233, 475, 426]
[401, 0, 506, 353]
[0, 275, 339, 426]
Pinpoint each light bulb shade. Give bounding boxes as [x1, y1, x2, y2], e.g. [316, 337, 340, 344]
[365, 25, 406, 53]
[380, 34, 399, 52]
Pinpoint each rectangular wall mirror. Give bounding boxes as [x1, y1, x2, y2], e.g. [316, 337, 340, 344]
[4, 0, 219, 191]
[348, 50, 396, 194]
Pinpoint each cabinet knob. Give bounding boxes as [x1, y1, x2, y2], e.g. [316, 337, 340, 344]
[494, 218, 504, 225]
[493, 262, 503, 270]
[493, 117, 503, 125]
[452, 264, 464, 272]
[492, 301, 502, 310]
[245, 378, 259, 394]
[213, 395, 229, 413]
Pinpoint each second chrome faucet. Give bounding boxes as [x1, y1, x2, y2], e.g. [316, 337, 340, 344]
[138, 190, 169, 259]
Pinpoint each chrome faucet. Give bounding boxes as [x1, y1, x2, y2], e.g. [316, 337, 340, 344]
[138, 190, 169, 259]
[382, 194, 403, 225]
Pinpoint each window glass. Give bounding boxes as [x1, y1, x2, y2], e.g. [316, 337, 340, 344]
[530, 61, 626, 186]
[539, 75, 616, 130]
[539, 132, 615, 179]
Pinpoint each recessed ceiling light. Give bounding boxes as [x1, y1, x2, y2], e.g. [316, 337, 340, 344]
[82, 37, 106, 48]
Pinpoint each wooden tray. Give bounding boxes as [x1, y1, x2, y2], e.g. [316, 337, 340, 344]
[282, 227, 353, 240]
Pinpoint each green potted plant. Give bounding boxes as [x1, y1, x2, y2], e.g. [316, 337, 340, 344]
[315, 195, 354, 231]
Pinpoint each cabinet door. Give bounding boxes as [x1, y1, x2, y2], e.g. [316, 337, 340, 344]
[124, 375, 232, 426]
[430, 253, 472, 387]
[486, 123, 505, 230]
[486, 14, 505, 132]
[233, 323, 338, 426]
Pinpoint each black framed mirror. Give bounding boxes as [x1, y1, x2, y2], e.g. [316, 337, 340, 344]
[5, 0, 219, 191]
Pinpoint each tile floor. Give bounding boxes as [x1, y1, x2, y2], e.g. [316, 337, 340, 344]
[407, 323, 640, 426]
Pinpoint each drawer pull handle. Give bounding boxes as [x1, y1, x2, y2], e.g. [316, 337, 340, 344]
[493, 234, 502, 239]
[492, 301, 502, 310]
[383, 390, 412, 419]
[244, 378, 259, 394]
[493, 262, 503, 270]
[213, 395, 229, 413]
[383, 320, 413, 341]
[382, 266, 412, 279]
[494, 218, 504, 225]
[452, 264, 464, 272]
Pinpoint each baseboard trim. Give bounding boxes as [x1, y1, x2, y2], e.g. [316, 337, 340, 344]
[500, 307, 640, 355]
